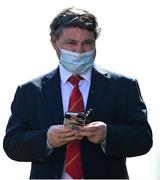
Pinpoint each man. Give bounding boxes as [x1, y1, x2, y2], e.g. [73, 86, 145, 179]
[3, 7, 153, 179]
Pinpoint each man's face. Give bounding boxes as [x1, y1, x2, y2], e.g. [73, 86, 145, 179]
[52, 27, 96, 58]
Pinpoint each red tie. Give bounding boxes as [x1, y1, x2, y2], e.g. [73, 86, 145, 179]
[65, 75, 84, 179]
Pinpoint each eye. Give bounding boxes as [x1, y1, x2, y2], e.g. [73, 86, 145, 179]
[86, 41, 93, 45]
[64, 41, 77, 45]
[83, 40, 94, 46]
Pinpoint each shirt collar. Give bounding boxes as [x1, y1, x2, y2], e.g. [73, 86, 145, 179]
[59, 64, 92, 85]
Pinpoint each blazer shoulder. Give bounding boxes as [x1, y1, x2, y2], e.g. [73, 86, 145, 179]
[19, 68, 58, 91]
[94, 65, 136, 82]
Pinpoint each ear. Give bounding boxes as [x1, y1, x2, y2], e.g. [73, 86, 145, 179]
[50, 35, 61, 59]
[51, 36, 57, 49]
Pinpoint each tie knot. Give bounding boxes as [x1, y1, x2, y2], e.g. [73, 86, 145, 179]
[68, 75, 83, 86]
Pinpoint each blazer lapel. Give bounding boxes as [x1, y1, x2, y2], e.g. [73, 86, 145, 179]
[42, 68, 64, 126]
[86, 67, 111, 118]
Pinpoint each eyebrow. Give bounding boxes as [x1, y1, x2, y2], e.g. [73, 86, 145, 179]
[64, 39, 77, 42]
[64, 38, 94, 43]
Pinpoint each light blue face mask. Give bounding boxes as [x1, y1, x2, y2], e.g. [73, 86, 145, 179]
[58, 44, 95, 74]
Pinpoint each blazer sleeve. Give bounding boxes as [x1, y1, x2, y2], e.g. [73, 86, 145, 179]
[3, 86, 49, 162]
[105, 79, 153, 157]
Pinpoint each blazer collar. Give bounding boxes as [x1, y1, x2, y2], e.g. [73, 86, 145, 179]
[42, 67, 64, 125]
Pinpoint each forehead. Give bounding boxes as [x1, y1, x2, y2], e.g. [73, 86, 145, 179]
[59, 27, 95, 41]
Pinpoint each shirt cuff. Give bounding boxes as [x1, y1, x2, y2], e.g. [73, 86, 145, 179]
[47, 139, 53, 155]
[101, 138, 106, 153]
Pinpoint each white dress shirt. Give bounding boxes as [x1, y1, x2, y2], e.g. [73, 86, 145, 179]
[59, 64, 92, 179]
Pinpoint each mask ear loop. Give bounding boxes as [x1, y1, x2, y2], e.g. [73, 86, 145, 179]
[56, 41, 63, 60]
[56, 41, 61, 51]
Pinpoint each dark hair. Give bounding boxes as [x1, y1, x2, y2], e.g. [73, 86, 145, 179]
[50, 7, 101, 40]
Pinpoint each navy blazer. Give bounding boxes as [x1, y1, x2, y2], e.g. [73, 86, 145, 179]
[3, 66, 152, 179]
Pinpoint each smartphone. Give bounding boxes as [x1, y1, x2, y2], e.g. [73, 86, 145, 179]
[64, 109, 93, 130]
[64, 112, 85, 130]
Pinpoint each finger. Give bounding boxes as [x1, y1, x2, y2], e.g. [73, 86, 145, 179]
[79, 130, 93, 137]
[55, 127, 73, 134]
[53, 134, 77, 145]
[75, 132, 83, 140]
[55, 131, 76, 139]
[63, 136, 79, 143]
[80, 126, 98, 133]
[76, 135, 83, 140]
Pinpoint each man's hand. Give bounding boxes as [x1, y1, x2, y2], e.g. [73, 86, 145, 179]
[78, 121, 107, 144]
[47, 125, 80, 148]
